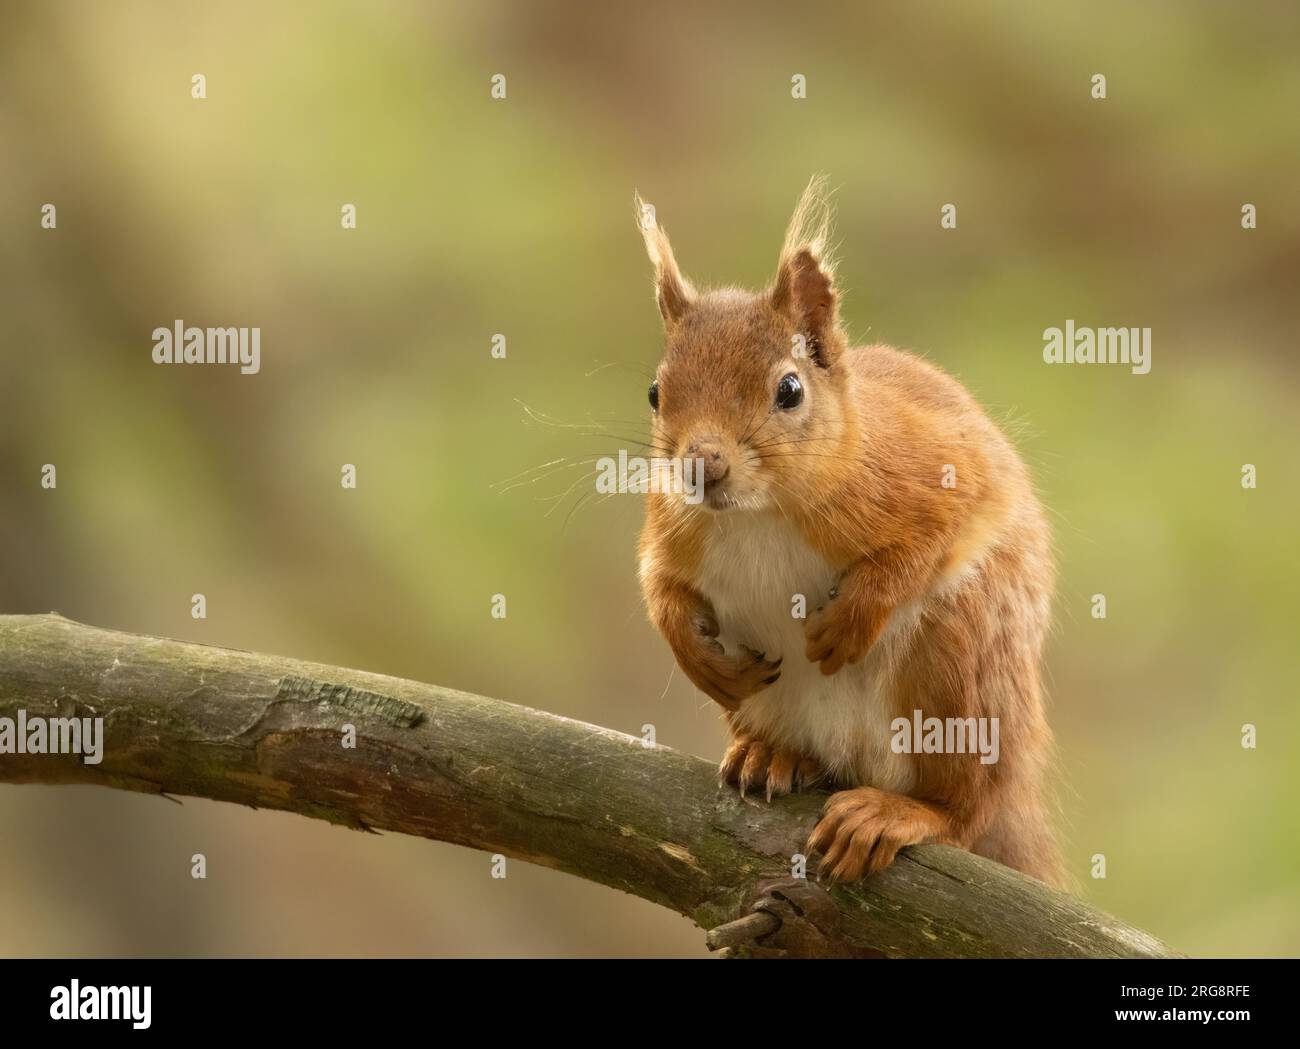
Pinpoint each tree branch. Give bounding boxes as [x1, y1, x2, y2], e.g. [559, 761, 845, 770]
[0, 613, 1178, 958]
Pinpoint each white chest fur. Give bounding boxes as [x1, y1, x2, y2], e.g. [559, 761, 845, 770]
[694, 511, 915, 791]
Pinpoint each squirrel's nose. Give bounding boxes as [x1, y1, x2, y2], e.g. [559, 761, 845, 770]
[685, 438, 730, 485]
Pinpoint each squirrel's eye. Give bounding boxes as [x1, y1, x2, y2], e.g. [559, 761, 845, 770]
[775, 373, 803, 410]
[648, 379, 660, 412]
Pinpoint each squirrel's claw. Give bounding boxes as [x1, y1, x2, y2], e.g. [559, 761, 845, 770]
[719, 736, 827, 803]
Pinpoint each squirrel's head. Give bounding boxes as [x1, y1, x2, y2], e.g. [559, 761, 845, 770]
[636, 177, 851, 513]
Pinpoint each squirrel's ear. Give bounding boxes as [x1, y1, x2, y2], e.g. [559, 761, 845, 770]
[771, 176, 841, 367]
[634, 193, 694, 325]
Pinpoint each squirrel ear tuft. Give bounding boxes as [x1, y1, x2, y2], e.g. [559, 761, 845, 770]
[771, 176, 841, 367]
[634, 192, 694, 325]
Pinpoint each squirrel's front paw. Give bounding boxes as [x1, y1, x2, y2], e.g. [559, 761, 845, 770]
[806, 787, 947, 880]
[803, 587, 889, 676]
[680, 635, 781, 711]
[719, 735, 826, 801]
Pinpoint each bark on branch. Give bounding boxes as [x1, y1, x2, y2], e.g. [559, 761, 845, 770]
[0, 613, 1178, 958]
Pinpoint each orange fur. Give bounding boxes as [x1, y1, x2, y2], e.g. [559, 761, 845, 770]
[635, 179, 1062, 886]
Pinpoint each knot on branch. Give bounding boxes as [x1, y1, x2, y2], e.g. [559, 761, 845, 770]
[706, 877, 881, 959]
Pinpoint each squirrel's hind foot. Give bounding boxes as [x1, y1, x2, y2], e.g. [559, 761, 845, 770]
[719, 736, 827, 802]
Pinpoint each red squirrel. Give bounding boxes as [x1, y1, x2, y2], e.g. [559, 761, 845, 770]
[635, 179, 1062, 885]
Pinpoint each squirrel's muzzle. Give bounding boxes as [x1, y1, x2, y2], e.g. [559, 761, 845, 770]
[685, 437, 730, 487]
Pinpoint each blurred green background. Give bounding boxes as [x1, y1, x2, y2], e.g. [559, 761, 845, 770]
[1, 0, 1297, 957]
